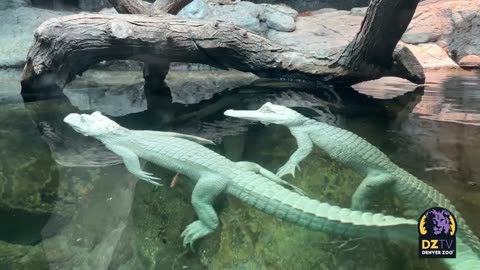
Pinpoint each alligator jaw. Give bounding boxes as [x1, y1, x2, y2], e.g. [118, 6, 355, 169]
[224, 109, 287, 124]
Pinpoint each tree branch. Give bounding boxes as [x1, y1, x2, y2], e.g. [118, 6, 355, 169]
[335, 0, 421, 69]
[152, 0, 193, 15]
[107, 0, 148, 14]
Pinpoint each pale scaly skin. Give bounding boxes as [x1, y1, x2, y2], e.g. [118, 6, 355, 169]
[224, 102, 480, 264]
[64, 111, 419, 249]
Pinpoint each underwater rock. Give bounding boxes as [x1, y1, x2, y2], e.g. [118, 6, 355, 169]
[458, 55, 480, 69]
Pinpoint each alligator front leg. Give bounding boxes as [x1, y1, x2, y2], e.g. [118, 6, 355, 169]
[277, 130, 313, 178]
[106, 145, 162, 186]
[181, 174, 228, 249]
[235, 161, 305, 195]
[351, 172, 396, 210]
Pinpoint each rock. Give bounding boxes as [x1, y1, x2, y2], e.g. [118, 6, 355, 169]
[178, 0, 210, 19]
[404, 0, 480, 59]
[402, 32, 441, 44]
[266, 11, 362, 53]
[0, 0, 31, 10]
[213, 1, 265, 32]
[403, 43, 459, 69]
[179, 1, 298, 34]
[350, 7, 367, 16]
[265, 11, 296, 32]
[78, 0, 111, 11]
[0, 7, 73, 67]
[262, 3, 298, 18]
[458, 55, 480, 68]
[262, 3, 297, 32]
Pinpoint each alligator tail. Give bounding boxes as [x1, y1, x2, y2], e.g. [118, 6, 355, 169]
[229, 175, 417, 241]
[394, 168, 480, 256]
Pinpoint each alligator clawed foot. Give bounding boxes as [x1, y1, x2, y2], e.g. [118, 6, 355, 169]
[180, 220, 213, 251]
[276, 163, 297, 178]
[135, 170, 162, 186]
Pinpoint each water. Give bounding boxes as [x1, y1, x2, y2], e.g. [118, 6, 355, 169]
[0, 69, 479, 270]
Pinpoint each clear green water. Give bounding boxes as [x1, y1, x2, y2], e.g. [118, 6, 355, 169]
[0, 69, 479, 270]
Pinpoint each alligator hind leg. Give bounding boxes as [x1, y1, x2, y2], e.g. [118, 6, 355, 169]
[351, 172, 395, 211]
[235, 161, 305, 195]
[181, 174, 228, 249]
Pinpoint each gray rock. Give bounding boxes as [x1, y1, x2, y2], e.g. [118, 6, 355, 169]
[179, 1, 298, 33]
[262, 3, 298, 17]
[0, 0, 31, 10]
[401, 32, 441, 44]
[0, 7, 73, 67]
[209, 1, 266, 33]
[178, 0, 210, 19]
[78, 0, 111, 11]
[265, 12, 296, 32]
[350, 7, 367, 16]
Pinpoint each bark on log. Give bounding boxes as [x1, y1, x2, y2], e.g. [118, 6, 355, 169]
[20, 14, 423, 91]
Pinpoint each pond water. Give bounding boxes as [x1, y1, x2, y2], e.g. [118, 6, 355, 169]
[0, 69, 479, 270]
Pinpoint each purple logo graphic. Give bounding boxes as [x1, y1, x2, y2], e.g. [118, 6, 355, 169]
[418, 207, 456, 258]
[426, 209, 452, 235]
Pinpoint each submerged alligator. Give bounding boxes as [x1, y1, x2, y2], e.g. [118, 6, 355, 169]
[224, 102, 480, 268]
[63, 111, 419, 248]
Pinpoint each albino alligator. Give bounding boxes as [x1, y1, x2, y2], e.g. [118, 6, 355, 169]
[63, 111, 420, 248]
[224, 103, 480, 260]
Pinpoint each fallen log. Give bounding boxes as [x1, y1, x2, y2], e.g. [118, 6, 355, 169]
[21, 0, 424, 92]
